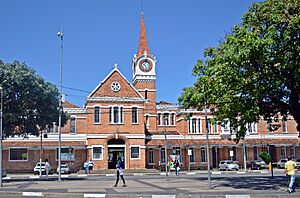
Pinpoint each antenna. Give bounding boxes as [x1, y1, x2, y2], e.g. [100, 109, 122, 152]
[141, 0, 144, 15]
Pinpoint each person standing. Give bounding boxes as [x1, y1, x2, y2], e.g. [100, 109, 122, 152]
[114, 157, 126, 187]
[84, 161, 89, 174]
[285, 156, 297, 193]
[45, 159, 50, 179]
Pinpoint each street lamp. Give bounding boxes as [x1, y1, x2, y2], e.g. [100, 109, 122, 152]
[204, 100, 211, 189]
[164, 117, 168, 180]
[0, 86, 3, 187]
[57, 30, 63, 181]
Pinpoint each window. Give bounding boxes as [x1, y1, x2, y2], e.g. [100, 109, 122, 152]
[163, 113, 169, 125]
[201, 148, 206, 162]
[145, 90, 148, 100]
[171, 113, 175, 125]
[158, 113, 161, 125]
[282, 118, 287, 133]
[109, 106, 124, 124]
[247, 123, 257, 134]
[281, 146, 286, 159]
[130, 147, 140, 159]
[192, 118, 197, 133]
[132, 107, 138, 124]
[160, 148, 166, 163]
[92, 146, 103, 160]
[70, 117, 76, 134]
[214, 122, 218, 134]
[221, 120, 230, 133]
[94, 107, 100, 123]
[189, 118, 201, 134]
[207, 119, 212, 133]
[148, 148, 154, 164]
[56, 147, 74, 161]
[189, 149, 195, 163]
[146, 115, 149, 126]
[10, 148, 27, 161]
[253, 146, 258, 160]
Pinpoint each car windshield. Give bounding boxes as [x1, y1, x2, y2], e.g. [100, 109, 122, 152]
[61, 165, 68, 168]
[227, 161, 235, 164]
[36, 163, 45, 166]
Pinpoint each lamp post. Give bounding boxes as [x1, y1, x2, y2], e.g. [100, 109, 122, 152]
[164, 117, 168, 180]
[204, 100, 211, 189]
[0, 86, 3, 187]
[39, 130, 43, 176]
[57, 30, 63, 181]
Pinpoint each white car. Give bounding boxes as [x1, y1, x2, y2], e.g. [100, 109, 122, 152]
[219, 160, 239, 171]
[56, 164, 71, 174]
[34, 162, 51, 175]
[276, 159, 287, 169]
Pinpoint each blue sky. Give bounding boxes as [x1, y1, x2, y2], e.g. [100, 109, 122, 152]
[0, 0, 260, 107]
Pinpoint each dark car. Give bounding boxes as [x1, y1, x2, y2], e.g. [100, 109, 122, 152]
[248, 160, 268, 170]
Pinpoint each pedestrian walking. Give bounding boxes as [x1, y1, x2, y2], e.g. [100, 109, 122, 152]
[114, 157, 126, 187]
[174, 157, 180, 176]
[285, 156, 297, 193]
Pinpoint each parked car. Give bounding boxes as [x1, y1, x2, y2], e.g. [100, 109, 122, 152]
[2, 169, 7, 178]
[34, 162, 51, 175]
[219, 160, 239, 171]
[293, 159, 300, 170]
[248, 160, 268, 170]
[56, 163, 71, 174]
[276, 159, 287, 169]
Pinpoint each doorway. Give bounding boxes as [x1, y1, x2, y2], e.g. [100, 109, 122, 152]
[107, 138, 125, 169]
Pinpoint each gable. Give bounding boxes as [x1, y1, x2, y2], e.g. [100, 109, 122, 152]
[89, 69, 143, 99]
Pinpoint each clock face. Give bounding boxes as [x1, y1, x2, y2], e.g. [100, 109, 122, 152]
[139, 60, 152, 72]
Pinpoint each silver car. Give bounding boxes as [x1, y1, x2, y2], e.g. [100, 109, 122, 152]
[276, 159, 287, 169]
[219, 160, 239, 171]
[56, 164, 71, 174]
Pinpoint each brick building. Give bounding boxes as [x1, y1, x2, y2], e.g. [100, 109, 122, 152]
[2, 13, 300, 173]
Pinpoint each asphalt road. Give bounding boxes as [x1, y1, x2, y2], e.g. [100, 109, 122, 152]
[0, 171, 298, 197]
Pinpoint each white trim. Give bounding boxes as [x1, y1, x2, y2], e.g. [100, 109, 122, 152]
[23, 192, 43, 197]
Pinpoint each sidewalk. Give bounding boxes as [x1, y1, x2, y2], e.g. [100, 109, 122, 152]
[0, 170, 298, 198]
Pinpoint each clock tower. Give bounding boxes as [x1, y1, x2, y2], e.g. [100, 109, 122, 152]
[132, 13, 157, 131]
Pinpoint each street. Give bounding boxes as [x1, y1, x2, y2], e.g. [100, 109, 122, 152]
[0, 171, 298, 197]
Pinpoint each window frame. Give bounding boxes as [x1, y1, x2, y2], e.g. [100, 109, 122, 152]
[130, 146, 140, 160]
[148, 148, 154, 164]
[132, 107, 138, 124]
[109, 106, 124, 124]
[92, 145, 103, 160]
[94, 106, 100, 124]
[9, 148, 28, 161]
[70, 116, 76, 134]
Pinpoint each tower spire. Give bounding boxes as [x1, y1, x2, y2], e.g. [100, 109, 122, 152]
[137, 13, 150, 57]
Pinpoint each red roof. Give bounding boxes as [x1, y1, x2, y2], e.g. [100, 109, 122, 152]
[63, 101, 80, 108]
[137, 13, 151, 57]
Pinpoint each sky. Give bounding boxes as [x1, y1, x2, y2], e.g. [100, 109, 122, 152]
[0, 0, 261, 107]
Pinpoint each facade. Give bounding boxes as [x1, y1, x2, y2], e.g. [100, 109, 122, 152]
[2, 14, 300, 173]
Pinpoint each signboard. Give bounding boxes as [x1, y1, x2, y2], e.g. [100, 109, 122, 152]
[188, 149, 192, 156]
[230, 150, 234, 157]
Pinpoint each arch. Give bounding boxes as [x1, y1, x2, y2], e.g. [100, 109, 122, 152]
[107, 138, 125, 145]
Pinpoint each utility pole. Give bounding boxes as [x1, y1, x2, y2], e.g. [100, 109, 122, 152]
[0, 86, 3, 187]
[57, 30, 63, 181]
[204, 100, 211, 189]
[164, 117, 168, 180]
[39, 130, 43, 176]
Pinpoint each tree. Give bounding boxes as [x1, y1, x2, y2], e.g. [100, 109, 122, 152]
[178, 0, 300, 141]
[0, 60, 68, 138]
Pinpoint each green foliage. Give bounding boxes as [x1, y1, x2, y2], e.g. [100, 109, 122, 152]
[179, 0, 300, 141]
[259, 152, 271, 164]
[0, 60, 67, 138]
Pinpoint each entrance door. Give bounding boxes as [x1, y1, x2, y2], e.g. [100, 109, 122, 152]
[108, 147, 125, 169]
